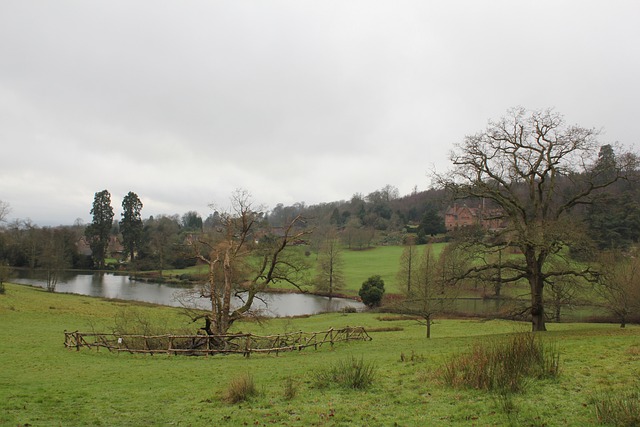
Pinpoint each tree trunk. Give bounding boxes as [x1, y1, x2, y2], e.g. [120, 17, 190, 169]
[426, 314, 431, 339]
[526, 248, 547, 332]
[220, 249, 233, 335]
[494, 249, 502, 297]
[530, 279, 546, 331]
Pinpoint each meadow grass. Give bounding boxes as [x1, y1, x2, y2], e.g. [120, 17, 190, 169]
[3, 283, 638, 426]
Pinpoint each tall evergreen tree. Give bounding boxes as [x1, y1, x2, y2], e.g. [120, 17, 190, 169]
[418, 205, 446, 242]
[120, 191, 143, 262]
[586, 145, 640, 250]
[85, 190, 114, 269]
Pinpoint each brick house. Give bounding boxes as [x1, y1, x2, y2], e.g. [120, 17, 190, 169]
[444, 203, 505, 231]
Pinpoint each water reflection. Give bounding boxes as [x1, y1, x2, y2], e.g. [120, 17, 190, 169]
[12, 271, 364, 317]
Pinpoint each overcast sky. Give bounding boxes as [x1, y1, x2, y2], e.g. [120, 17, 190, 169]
[1, 1, 639, 226]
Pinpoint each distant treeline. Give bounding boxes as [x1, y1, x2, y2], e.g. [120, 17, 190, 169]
[1, 174, 639, 273]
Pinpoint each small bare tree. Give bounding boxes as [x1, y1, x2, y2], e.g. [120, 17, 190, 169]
[545, 257, 585, 322]
[396, 237, 418, 294]
[184, 190, 311, 336]
[314, 227, 345, 297]
[597, 250, 640, 328]
[395, 244, 464, 338]
[0, 200, 11, 294]
[40, 227, 71, 292]
[0, 200, 10, 224]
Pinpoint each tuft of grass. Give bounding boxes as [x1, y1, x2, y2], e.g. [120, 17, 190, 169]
[223, 373, 257, 404]
[626, 345, 640, 359]
[314, 356, 376, 390]
[283, 376, 298, 401]
[592, 389, 640, 426]
[442, 332, 560, 393]
[399, 350, 426, 363]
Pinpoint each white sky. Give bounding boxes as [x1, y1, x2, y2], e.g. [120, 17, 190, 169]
[1, 1, 639, 226]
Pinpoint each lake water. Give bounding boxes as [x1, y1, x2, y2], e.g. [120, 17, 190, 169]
[12, 271, 601, 322]
[12, 271, 365, 317]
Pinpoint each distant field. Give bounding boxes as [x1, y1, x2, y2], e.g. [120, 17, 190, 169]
[340, 243, 446, 294]
[168, 244, 448, 295]
[2, 283, 638, 426]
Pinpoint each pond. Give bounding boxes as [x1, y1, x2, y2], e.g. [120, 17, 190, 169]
[11, 271, 365, 317]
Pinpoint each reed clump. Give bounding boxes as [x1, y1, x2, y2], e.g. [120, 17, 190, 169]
[442, 332, 560, 393]
[313, 356, 377, 390]
[223, 373, 257, 404]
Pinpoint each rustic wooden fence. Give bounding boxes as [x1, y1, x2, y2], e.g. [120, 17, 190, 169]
[64, 327, 371, 357]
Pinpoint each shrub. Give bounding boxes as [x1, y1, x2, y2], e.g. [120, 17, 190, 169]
[359, 275, 385, 307]
[592, 389, 640, 426]
[442, 333, 560, 393]
[314, 356, 376, 390]
[223, 373, 257, 404]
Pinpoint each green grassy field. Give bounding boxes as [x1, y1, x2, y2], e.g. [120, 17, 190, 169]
[2, 283, 639, 426]
[168, 244, 446, 296]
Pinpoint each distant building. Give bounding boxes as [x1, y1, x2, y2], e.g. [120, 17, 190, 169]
[75, 236, 92, 256]
[444, 203, 505, 231]
[76, 235, 124, 258]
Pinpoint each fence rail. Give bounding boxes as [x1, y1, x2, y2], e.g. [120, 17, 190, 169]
[64, 327, 371, 357]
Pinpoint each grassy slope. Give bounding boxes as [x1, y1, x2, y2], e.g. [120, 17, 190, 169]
[2, 283, 639, 426]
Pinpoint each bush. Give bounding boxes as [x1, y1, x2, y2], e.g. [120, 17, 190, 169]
[442, 333, 560, 393]
[359, 275, 385, 307]
[314, 356, 376, 390]
[223, 373, 257, 404]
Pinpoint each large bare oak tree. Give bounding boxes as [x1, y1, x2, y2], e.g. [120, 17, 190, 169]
[437, 107, 637, 331]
